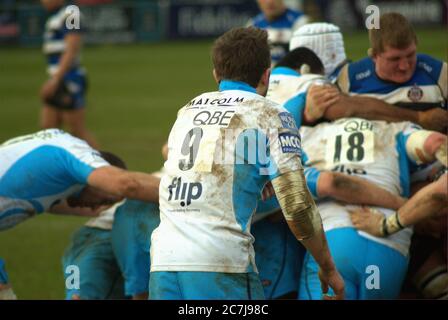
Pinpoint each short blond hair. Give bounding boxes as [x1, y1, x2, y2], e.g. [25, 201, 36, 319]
[369, 12, 417, 55]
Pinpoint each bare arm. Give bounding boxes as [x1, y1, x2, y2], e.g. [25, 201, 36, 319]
[49, 200, 106, 216]
[397, 174, 447, 227]
[271, 170, 345, 299]
[54, 33, 82, 82]
[87, 166, 160, 203]
[323, 94, 448, 133]
[317, 172, 406, 210]
[41, 33, 82, 100]
[350, 174, 447, 237]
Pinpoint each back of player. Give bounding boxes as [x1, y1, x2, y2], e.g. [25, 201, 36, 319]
[298, 118, 419, 299]
[0, 129, 108, 230]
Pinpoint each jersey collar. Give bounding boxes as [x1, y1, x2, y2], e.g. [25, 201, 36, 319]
[271, 67, 300, 77]
[219, 80, 257, 94]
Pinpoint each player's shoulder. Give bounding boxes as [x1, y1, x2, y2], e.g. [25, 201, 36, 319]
[250, 13, 268, 27]
[415, 53, 445, 80]
[285, 8, 305, 21]
[347, 57, 375, 82]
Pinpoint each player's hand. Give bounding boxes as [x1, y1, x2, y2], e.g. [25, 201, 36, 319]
[304, 84, 340, 123]
[318, 267, 345, 300]
[40, 78, 59, 101]
[349, 206, 385, 237]
[418, 108, 448, 133]
[261, 181, 275, 201]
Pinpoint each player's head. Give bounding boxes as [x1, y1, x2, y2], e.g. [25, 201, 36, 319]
[67, 151, 127, 209]
[212, 27, 271, 96]
[289, 22, 347, 77]
[369, 12, 417, 84]
[257, 0, 286, 21]
[276, 47, 325, 75]
[40, 0, 64, 11]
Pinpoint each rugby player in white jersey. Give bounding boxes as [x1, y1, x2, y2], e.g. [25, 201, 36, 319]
[149, 27, 344, 300]
[0, 129, 160, 299]
[287, 22, 447, 132]
[254, 47, 411, 299]
[298, 118, 446, 299]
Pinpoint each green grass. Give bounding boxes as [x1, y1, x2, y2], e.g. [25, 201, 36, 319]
[0, 29, 446, 299]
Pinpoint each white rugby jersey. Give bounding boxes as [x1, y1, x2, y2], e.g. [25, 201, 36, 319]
[84, 201, 124, 230]
[151, 80, 303, 273]
[300, 118, 421, 256]
[337, 54, 447, 111]
[266, 66, 328, 128]
[0, 129, 109, 231]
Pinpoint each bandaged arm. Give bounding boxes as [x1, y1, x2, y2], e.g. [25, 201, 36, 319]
[271, 170, 336, 272]
[405, 130, 447, 166]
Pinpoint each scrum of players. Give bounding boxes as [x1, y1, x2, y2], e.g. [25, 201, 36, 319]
[0, 0, 447, 300]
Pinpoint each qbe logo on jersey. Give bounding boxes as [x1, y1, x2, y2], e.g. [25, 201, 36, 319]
[168, 177, 202, 207]
[279, 131, 302, 156]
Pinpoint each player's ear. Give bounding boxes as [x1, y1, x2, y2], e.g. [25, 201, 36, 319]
[367, 48, 376, 61]
[212, 69, 220, 84]
[260, 68, 271, 87]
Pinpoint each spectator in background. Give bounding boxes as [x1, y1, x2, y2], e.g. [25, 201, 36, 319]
[248, 0, 309, 65]
[40, 0, 98, 148]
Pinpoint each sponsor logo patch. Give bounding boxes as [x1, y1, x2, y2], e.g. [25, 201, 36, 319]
[278, 112, 297, 130]
[279, 132, 302, 155]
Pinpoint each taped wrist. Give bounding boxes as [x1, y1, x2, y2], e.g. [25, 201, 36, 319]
[271, 170, 323, 240]
[435, 143, 447, 166]
[405, 130, 436, 164]
[382, 212, 405, 236]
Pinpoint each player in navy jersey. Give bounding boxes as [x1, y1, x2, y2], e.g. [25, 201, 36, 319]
[248, 0, 309, 65]
[40, 0, 97, 147]
[335, 13, 447, 132]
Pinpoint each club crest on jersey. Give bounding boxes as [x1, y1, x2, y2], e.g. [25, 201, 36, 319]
[407, 84, 423, 102]
[279, 132, 302, 155]
[278, 112, 297, 130]
[168, 177, 202, 207]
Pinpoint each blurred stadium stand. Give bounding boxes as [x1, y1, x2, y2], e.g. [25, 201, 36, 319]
[0, 0, 446, 46]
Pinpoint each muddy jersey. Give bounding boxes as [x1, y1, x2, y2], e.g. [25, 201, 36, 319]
[151, 80, 303, 273]
[267, 67, 328, 128]
[300, 118, 421, 256]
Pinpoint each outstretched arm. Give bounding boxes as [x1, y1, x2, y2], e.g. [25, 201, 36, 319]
[87, 166, 160, 203]
[306, 85, 448, 132]
[271, 170, 345, 299]
[317, 172, 406, 210]
[350, 173, 447, 237]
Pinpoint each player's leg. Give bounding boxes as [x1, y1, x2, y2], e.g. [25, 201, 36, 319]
[62, 108, 98, 149]
[61, 72, 98, 148]
[298, 228, 360, 300]
[176, 271, 265, 300]
[62, 226, 125, 300]
[111, 200, 160, 300]
[360, 240, 408, 299]
[252, 216, 305, 299]
[0, 258, 16, 300]
[40, 104, 62, 129]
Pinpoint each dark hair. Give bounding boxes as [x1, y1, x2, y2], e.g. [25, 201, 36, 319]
[276, 47, 324, 75]
[212, 27, 271, 88]
[369, 12, 417, 55]
[99, 151, 127, 170]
